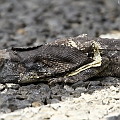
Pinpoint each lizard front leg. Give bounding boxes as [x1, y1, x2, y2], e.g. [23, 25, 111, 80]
[49, 57, 110, 88]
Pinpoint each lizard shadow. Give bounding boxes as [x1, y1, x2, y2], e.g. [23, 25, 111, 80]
[11, 76, 120, 97]
[70, 76, 120, 93]
[19, 76, 120, 98]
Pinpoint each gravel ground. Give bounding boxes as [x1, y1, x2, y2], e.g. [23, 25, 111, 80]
[0, 85, 120, 120]
[0, 0, 120, 120]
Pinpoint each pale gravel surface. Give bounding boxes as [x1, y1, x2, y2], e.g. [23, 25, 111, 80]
[0, 85, 120, 120]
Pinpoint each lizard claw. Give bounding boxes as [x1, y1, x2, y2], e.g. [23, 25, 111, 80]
[71, 80, 90, 89]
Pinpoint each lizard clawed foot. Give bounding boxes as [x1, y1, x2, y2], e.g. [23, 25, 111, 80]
[72, 79, 102, 89]
[48, 78, 63, 84]
[48, 77, 77, 85]
[71, 80, 90, 89]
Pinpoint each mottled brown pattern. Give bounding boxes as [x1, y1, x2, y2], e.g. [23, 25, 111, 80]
[0, 35, 119, 85]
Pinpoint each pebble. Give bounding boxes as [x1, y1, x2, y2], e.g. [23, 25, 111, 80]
[0, 84, 5, 91]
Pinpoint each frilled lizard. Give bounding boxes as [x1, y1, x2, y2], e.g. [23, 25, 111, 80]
[0, 34, 119, 87]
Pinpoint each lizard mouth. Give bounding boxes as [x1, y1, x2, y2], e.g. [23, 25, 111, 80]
[18, 72, 41, 83]
[68, 41, 102, 76]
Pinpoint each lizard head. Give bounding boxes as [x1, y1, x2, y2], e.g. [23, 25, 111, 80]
[0, 49, 20, 83]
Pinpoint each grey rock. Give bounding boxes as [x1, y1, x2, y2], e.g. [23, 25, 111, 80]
[0, 84, 5, 91]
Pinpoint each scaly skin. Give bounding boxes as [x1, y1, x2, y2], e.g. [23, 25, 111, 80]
[0, 34, 119, 86]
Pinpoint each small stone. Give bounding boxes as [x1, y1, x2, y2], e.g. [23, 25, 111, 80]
[32, 101, 42, 107]
[51, 99, 60, 104]
[50, 114, 68, 120]
[61, 96, 69, 101]
[110, 86, 118, 91]
[17, 28, 26, 35]
[0, 84, 5, 91]
[6, 83, 19, 89]
[64, 85, 74, 92]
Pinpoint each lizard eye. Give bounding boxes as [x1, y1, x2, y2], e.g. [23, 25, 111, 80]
[0, 58, 4, 67]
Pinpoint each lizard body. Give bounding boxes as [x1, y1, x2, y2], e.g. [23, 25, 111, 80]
[0, 34, 119, 86]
